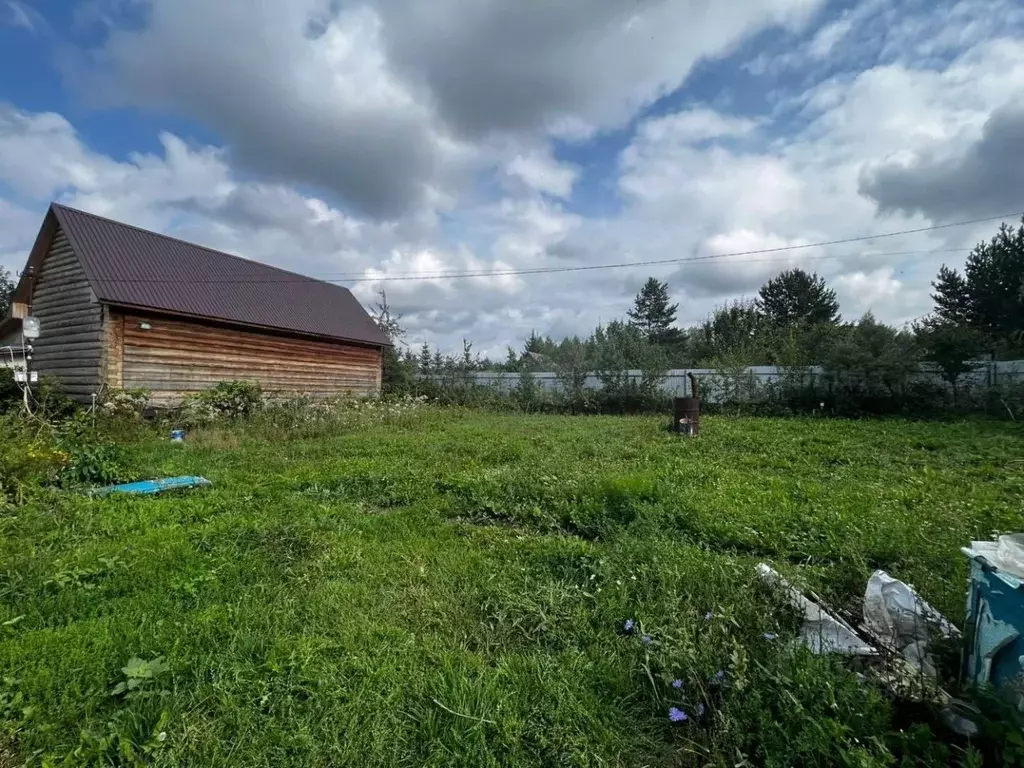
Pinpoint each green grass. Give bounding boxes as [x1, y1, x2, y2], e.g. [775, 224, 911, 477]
[2, 411, 1023, 766]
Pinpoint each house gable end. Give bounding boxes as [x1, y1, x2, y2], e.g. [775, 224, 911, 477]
[27, 220, 104, 400]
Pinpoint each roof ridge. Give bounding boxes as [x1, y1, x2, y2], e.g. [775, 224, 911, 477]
[50, 202, 354, 290]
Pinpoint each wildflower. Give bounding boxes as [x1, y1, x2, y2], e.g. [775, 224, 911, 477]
[762, 632, 778, 641]
[668, 707, 688, 722]
[704, 611, 713, 620]
[714, 669, 725, 681]
[642, 634, 652, 646]
[623, 619, 635, 633]
[671, 679, 683, 689]
[696, 703, 705, 717]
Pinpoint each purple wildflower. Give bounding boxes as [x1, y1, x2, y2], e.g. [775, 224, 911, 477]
[697, 703, 705, 717]
[623, 619, 635, 633]
[671, 679, 683, 689]
[714, 669, 725, 681]
[762, 632, 778, 641]
[668, 707, 688, 723]
[642, 634, 652, 646]
[704, 611, 713, 620]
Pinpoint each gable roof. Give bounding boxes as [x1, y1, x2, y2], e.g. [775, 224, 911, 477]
[10, 204, 391, 347]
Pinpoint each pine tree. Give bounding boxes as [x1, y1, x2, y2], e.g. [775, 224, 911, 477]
[505, 346, 519, 370]
[418, 343, 432, 375]
[627, 278, 681, 345]
[523, 330, 544, 355]
[756, 268, 840, 327]
[369, 291, 411, 394]
[931, 219, 1024, 338]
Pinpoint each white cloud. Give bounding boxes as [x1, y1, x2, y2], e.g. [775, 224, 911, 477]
[2, 0, 1024, 357]
[506, 152, 578, 199]
[834, 268, 907, 320]
[634, 108, 759, 145]
[66, 0, 826, 222]
[3, 0, 46, 33]
[808, 17, 853, 58]
[592, 31, 1024, 326]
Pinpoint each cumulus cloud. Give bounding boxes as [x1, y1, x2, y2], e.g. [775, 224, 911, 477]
[75, 2, 473, 220]
[3, 0, 1024, 356]
[505, 152, 578, 199]
[71, 0, 824, 221]
[376, 0, 821, 138]
[860, 103, 1024, 221]
[834, 268, 905, 319]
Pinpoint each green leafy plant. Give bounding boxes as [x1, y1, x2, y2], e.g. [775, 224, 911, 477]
[101, 388, 151, 419]
[111, 656, 170, 698]
[194, 381, 264, 419]
[66, 656, 172, 764]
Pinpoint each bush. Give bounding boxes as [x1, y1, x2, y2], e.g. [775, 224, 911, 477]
[0, 368, 20, 413]
[33, 376, 80, 420]
[102, 388, 150, 419]
[191, 381, 264, 420]
[53, 411, 135, 487]
[0, 372, 79, 418]
[0, 416, 68, 501]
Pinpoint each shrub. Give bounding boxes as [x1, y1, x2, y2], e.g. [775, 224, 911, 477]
[0, 416, 68, 501]
[33, 376, 80, 420]
[58, 442, 131, 486]
[192, 381, 264, 420]
[0, 368, 20, 413]
[53, 411, 135, 487]
[102, 388, 151, 419]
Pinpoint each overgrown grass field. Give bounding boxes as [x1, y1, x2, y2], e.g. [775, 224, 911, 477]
[2, 411, 1023, 766]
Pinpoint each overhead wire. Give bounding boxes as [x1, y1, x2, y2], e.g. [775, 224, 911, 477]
[79, 210, 1020, 285]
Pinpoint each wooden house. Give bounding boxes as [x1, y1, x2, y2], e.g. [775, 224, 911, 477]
[0, 204, 390, 404]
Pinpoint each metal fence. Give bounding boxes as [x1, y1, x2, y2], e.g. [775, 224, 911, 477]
[434, 362, 1024, 403]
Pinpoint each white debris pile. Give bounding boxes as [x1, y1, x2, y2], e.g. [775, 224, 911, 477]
[756, 562, 960, 699]
[862, 570, 961, 678]
[756, 563, 876, 656]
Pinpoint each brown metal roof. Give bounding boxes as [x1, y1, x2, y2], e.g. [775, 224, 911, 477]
[46, 204, 390, 347]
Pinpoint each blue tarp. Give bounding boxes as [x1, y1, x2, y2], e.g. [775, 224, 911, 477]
[97, 476, 212, 496]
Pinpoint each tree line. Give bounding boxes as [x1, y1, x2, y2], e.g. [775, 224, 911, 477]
[374, 218, 1024, 414]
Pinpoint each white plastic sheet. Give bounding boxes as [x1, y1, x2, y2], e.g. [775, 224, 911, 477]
[863, 570, 959, 650]
[962, 533, 1024, 584]
[756, 563, 877, 656]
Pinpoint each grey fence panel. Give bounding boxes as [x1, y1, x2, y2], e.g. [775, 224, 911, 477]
[428, 361, 1024, 403]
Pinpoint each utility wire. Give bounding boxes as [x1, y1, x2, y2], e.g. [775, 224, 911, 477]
[87, 211, 1017, 285]
[88, 248, 970, 285]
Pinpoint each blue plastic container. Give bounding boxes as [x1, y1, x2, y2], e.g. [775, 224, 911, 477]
[170, 429, 185, 442]
[961, 536, 1024, 701]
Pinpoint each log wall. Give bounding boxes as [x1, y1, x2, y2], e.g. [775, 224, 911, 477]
[31, 226, 103, 400]
[107, 311, 383, 405]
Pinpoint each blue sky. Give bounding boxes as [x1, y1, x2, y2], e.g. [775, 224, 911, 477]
[1, 0, 1023, 356]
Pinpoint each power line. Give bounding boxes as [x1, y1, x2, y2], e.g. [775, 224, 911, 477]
[344, 248, 970, 283]
[88, 248, 971, 285]
[88, 210, 1016, 285]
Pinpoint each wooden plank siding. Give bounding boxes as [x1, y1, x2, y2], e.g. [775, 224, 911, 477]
[113, 311, 383, 405]
[30, 226, 103, 399]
